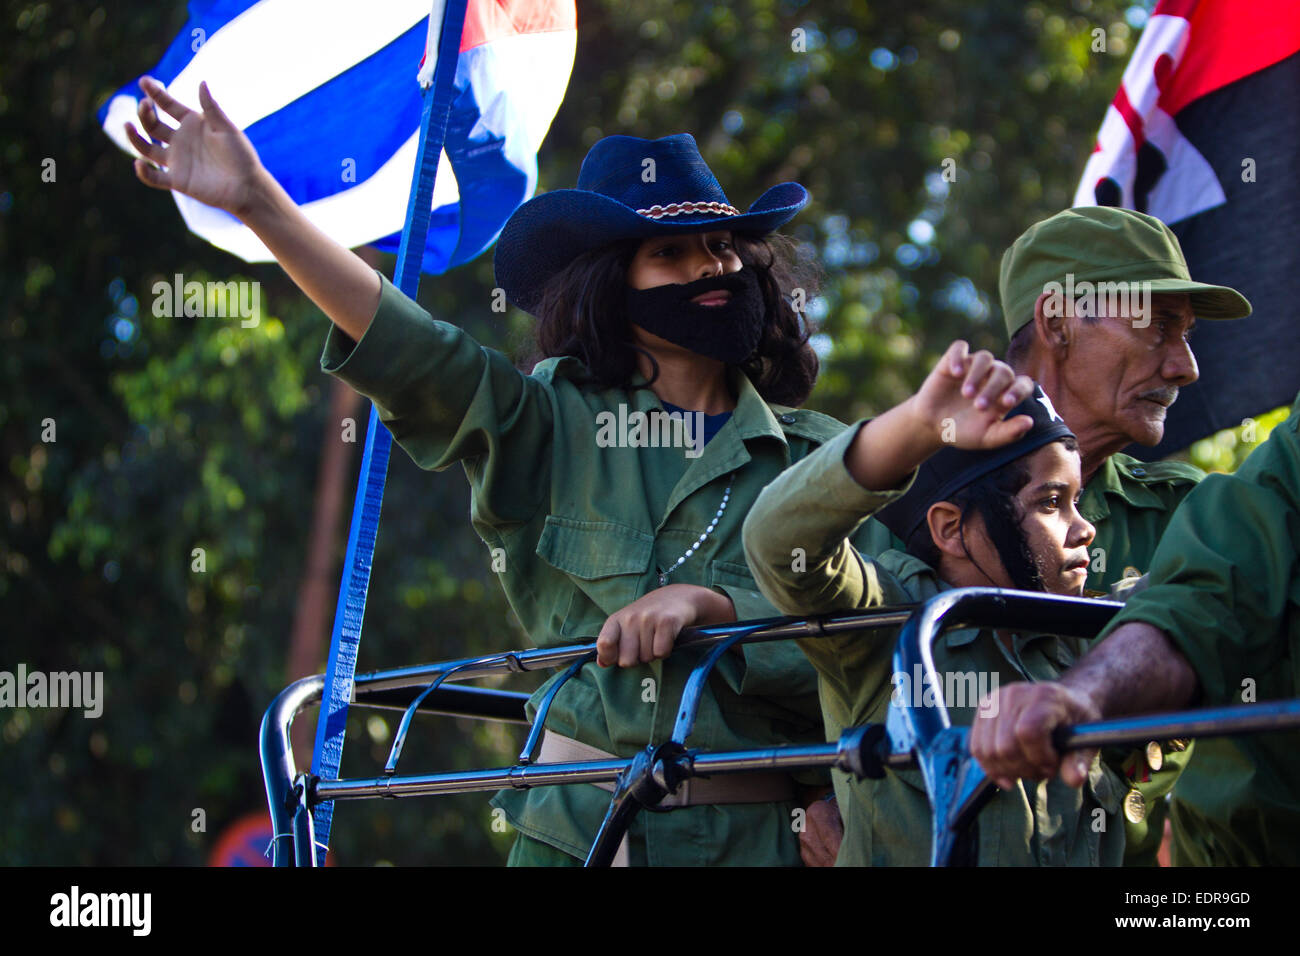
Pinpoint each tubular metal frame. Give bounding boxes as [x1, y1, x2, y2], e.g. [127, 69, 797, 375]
[260, 607, 915, 865]
[260, 589, 1300, 867]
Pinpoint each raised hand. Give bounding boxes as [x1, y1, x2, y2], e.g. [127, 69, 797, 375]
[125, 77, 266, 219]
[844, 340, 1036, 492]
[123, 76, 382, 342]
[911, 340, 1035, 451]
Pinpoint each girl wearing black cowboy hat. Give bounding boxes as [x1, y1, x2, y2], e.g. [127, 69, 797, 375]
[125, 77, 898, 866]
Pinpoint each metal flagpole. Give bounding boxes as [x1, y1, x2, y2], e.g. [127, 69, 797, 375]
[307, 0, 470, 867]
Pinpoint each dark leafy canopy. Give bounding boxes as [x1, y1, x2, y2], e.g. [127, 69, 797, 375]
[3, 0, 1157, 864]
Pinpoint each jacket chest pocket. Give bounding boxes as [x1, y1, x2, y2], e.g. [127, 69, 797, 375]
[536, 515, 656, 637]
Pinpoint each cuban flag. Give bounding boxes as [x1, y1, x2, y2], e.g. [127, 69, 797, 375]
[99, 0, 576, 275]
[1074, 0, 1300, 454]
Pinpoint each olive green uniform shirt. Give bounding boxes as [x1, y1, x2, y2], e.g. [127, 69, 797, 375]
[1100, 395, 1300, 865]
[1080, 452, 1203, 864]
[1080, 452, 1203, 594]
[321, 274, 896, 865]
[742, 424, 1127, 866]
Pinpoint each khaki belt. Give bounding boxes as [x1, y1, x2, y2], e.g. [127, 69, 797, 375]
[539, 731, 799, 866]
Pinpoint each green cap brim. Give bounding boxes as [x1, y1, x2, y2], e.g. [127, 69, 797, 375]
[1143, 278, 1252, 320]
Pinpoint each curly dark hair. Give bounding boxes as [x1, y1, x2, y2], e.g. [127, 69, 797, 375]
[905, 435, 1080, 592]
[528, 232, 822, 407]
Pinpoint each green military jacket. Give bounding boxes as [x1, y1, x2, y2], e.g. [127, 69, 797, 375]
[1079, 451, 1203, 865]
[1100, 395, 1300, 865]
[742, 424, 1127, 866]
[321, 273, 896, 865]
[1080, 452, 1203, 593]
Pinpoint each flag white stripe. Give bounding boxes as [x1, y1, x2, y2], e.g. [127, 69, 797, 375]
[464, 29, 577, 145]
[168, 0, 430, 131]
[175, 135, 461, 262]
[1142, 107, 1225, 222]
[102, 93, 147, 154]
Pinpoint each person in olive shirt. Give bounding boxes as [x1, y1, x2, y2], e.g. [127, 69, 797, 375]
[997, 206, 1252, 863]
[744, 345, 1128, 865]
[971, 392, 1300, 865]
[124, 78, 895, 866]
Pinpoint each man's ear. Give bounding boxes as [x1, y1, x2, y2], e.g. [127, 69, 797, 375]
[1032, 290, 1071, 355]
[926, 501, 968, 560]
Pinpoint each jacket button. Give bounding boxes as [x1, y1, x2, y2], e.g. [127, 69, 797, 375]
[1130, 465, 1147, 477]
[779, 414, 796, 425]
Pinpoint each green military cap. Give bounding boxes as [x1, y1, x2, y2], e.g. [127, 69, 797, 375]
[998, 206, 1252, 339]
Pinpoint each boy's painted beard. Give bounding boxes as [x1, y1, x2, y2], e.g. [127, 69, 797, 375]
[967, 491, 1048, 593]
[985, 513, 1048, 593]
[624, 268, 766, 364]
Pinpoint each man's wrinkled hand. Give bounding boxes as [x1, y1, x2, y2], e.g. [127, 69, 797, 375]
[970, 681, 1101, 790]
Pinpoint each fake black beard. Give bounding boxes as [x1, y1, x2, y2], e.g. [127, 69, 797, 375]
[984, 509, 1048, 593]
[624, 268, 766, 364]
[968, 488, 1048, 593]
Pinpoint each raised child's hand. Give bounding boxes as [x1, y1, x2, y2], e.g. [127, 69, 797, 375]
[910, 340, 1035, 451]
[124, 77, 266, 219]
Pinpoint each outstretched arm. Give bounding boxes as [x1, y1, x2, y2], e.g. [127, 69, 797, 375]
[126, 77, 379, 341]
[744, 340, 1034, 615]
[127, 78, 560, 521]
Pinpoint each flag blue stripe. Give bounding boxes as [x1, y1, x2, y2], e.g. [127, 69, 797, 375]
[99, 1, 566, 277]
[244, 23, 426, 203]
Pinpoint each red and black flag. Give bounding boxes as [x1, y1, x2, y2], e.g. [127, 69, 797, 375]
[1075, 0, 1300, 454]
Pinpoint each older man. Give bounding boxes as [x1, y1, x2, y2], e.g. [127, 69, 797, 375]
[996, 206, 1251, 863]
[971, 392, 1300, 865]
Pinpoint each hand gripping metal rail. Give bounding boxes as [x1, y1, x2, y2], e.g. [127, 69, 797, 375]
[881, 587, 1300, 865]
[260, 589, 1300, 866]
[259, 607, 916, 867]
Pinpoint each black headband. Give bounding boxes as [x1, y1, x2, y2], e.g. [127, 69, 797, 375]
[875, 384, 1076, 543]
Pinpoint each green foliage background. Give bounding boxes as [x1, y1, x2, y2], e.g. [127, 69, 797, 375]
[6, 0, 1264, 866]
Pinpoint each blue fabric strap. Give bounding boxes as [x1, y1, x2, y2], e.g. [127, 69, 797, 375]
[309, 0, 470, 867]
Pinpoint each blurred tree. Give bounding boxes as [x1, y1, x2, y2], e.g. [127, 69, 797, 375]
[4, 0, 1195, 866]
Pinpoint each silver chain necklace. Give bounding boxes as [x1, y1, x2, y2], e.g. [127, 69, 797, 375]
[657, 472, 736, 587]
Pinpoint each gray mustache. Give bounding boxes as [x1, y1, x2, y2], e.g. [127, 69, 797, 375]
[1140, 387, 1179, 407]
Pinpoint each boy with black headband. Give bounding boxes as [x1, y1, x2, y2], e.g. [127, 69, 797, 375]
[742, 341, 1127, 865]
